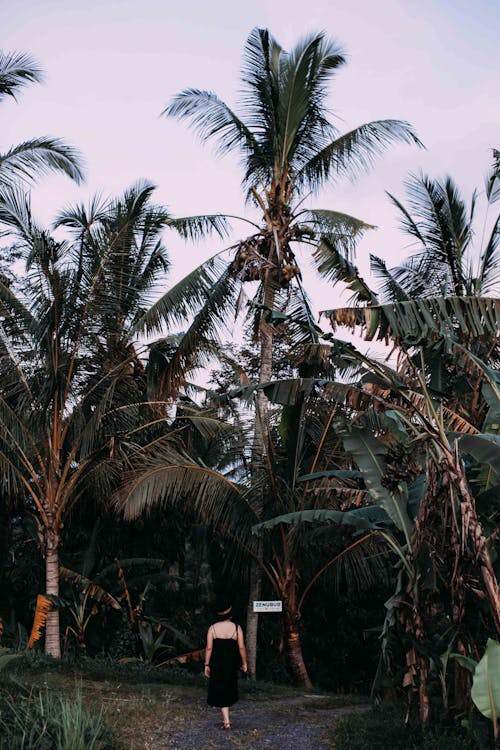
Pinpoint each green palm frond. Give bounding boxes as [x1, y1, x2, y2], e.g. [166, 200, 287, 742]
[477, 215, 500, 295]
[295, 120, 422, 192]
[313, 237, 378, 304]
[166, 214, 231, 241]
[275, 31, 345, 169]
[370, 255, 410, 302]
[53, 192, 110, 235]
[0, 51, 42, 101]
[279, 283, 321, 348]
[0, 137, 84, 185]
[486, 150, 500, 203]
[148, 269, 240, 397]
[133, 252, 232, 335]
[164, 89, 260, 158]
[115, 450, 247, 524]
[0, 274, 37, 338]
[386, 173, 482, 298]
[0, 184, 36, 241]
[299, 208, 374, 241]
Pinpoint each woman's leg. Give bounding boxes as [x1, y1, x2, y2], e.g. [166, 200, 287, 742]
[221, 706, 230, 727]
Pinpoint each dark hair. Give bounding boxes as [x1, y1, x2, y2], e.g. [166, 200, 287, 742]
[214, 595, 233, 620]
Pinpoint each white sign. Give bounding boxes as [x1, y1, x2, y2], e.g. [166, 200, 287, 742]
[253, 600, 282, 612]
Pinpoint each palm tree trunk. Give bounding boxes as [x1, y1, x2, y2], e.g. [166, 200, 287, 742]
[246, 276, 275, 679]
[44, 524, 61, 658]
[245, 562, 261, 679]
[283, 604, 312, 689]
[0, 504, 10, 633]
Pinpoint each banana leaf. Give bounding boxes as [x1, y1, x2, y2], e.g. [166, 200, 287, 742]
[471, 639, 500, 723]
[253, 506, 390, 534]
[342, 430, 414, 540]
[322, 296, 500, 345]
[457, 433, 500, 474]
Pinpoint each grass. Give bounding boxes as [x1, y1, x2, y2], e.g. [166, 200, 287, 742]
[5, 654, 358, 748]
[0, 684, 116, 750]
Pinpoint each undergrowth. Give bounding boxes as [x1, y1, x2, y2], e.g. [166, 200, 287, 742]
[330, 702, 493, 750]
[0, 682, 116, 750]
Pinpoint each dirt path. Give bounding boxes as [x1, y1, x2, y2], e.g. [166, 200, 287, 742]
[141, 695, 370, 750]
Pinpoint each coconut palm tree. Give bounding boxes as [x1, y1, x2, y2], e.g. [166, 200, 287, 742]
[0, 182, 227, 657]
[159, 27, 421, 673]
[0, 51, 83, 186]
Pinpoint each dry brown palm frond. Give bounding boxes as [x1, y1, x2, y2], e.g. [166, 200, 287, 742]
[27, 594, 51, 648]
[156, 648, 205, 667]
[116, 562, 136, 626]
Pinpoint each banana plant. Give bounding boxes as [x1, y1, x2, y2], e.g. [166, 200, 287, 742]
[318, 289, 500, 725]
[59, 567, 121, 654]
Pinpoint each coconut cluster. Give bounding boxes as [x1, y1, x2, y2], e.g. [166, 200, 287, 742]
[232, 243, 300, 288]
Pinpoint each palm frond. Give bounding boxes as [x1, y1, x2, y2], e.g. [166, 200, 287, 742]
[53, 192, 111, 235]
[115, 451, 247, 525]
[166, 214, 231, 241]
[27, 595, 52, 648]
[300, 208, 374, 241]
[0, 184, 36, 242]
[147, 265, 240, 397]
[133, 252, 231, 335]
[477, 215, 500, 295]
[164, 89, 260, 158]
[0, 137, 84, 185]
[370, 254, 410, 302]
[313, 237, 378, 304]
[276, 32, 345, 169]
[485, 150, 500, 204]
[279, 283, 321, 347]
[388, 173, 474, 297]
[295, 120, 422, 192]
[0, 51, 42, 101]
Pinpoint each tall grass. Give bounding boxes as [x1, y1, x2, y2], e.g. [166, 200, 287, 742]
[0, 686, 115, 750]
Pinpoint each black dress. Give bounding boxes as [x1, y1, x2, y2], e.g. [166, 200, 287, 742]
[207, 624, 241, 707]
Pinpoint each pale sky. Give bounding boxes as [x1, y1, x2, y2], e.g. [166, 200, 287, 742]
[2, 0, 499, 331]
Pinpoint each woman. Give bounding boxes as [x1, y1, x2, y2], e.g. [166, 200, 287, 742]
[204, 599, 248, 729]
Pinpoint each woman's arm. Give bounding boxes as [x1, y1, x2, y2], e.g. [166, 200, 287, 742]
[204, 628, 213, 678]
[237, 625, 248, 672]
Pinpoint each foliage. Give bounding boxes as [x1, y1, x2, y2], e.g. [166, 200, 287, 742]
[161, 25, 422, 398]
[470, 639, 500, 735]
[0, 52, 83, 186]
[331, 702, 492, 750]
[0, 684, 116, 750]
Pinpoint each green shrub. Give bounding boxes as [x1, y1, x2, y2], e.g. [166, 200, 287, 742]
[0, 684, 116, 750]
[330, 703, 492, 750]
